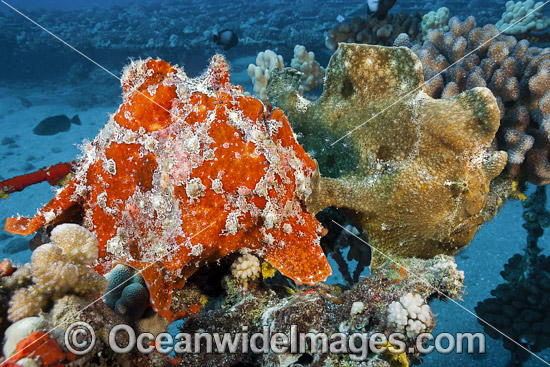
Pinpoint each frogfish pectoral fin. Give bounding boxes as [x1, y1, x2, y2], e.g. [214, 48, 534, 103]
[4, 181, 79, 236]
[263, 239, 332, 285]
[126, 260, 173, 313]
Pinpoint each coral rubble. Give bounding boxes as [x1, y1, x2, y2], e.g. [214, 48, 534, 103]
[267, 43, 507, 265]
[176, 255, 464, 366]
[4, 56, 332, 317]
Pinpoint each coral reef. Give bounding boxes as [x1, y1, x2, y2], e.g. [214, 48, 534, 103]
[421, 7, 451, 39]
[1, 294, 175, 366]
[289, 45, 325, 94]
[247, 50, 285, 102]
[4, 56, 332, 318]
[104, 264, 149, 320]
[495, 0, 550, 35]
[400, 16, 550, 185]
[176, 255, 464, 366]
[230, 253, 262, 285]
[7, 224, 107, 322]
[248, 45, 324, 102]
[267, 43, 507, 265]
[325, 12, 423, 51]
[476, 186, 550, 366]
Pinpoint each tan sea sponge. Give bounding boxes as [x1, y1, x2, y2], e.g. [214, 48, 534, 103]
[267, 43, 507, 265]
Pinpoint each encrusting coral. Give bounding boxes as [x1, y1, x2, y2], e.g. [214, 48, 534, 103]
[267, 43, 507, 265]
[7, 223, 107, 322]
[4, 55, 332, 319]
[104, 264, 149, 320]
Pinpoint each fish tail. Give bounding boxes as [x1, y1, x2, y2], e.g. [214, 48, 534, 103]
[71, 114, 81, 125]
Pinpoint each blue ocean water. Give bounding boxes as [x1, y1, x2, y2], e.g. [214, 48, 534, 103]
[0, 0, 549, 366]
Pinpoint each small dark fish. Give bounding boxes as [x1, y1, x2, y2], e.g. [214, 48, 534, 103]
[33, 114, 81, 136]
[213, 29, 238, 51]
[18, 96, 32, 108]
[367, 0, 397, 20]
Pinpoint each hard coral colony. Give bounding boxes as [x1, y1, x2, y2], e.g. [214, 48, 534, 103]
[4, 55, 331, 315]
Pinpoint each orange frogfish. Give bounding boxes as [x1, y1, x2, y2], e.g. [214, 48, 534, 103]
[4, 55, 332, 313]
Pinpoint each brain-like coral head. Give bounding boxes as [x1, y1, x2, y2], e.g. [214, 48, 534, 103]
[268, 43, 507, 264]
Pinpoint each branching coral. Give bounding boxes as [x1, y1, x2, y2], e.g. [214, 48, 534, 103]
[267, 43, 507, 265]
[387, 293, 433, 338]
[476, 186, 550, 366]
[247, 50, 284, 102]
[7, 224, 107, 322]
[230, 253, 261, 285]
[495, 0, 550, 34]
[290, 45, 325, 94]
[248, 45, 324, 101]
[398, 15, 550, 185]
[421, 7, 450, 39]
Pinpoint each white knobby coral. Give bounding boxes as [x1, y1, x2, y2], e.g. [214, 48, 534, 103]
[290, 45, 326, 94]
[231, 253, 261, 285]
[8, 224, 107, 322]
[387, 292, 433, 338]
[50, 223, 99, 265]
[247, 50, 284, 102]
